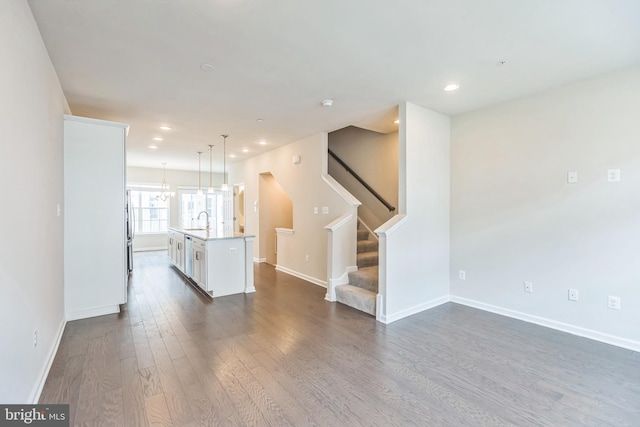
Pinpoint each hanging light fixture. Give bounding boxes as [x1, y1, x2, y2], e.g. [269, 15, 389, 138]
[197, 151, 203, 196]
[221, 134, 229, 191]
[208, 144, 215, 194]
[159, 162, 174, 201]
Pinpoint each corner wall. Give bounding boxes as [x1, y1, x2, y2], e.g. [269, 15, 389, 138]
[451, 67, 640, 348]
[229, 133, 356, 285]
[377, 103, 451, 322]
[0, 0, 69, 403]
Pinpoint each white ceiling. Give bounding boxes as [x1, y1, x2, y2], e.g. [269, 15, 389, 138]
[28, 0, 640, 172]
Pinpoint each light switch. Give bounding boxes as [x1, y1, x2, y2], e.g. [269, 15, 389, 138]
[313, 207, 318, 214]
[567, 172, 578, 184]
[607, 169, 621, 182]
[322, 207, 329, 215]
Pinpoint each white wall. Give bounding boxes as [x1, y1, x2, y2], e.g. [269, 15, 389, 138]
[377, 103, 451, 322]
[451, 67, 640, 348]
[229, 133, 356, 285]
[126, 166, 224, 251]
[0, 0, 69, 403]
[328, 126, 398, 230]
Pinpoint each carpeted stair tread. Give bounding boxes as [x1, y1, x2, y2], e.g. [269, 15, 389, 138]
[357, 251, 379, 268]
[357, 230, 370, 241]
[335, 285, 376, 316]
[357, 239, 378, 253]
[348, 266, 378, 292]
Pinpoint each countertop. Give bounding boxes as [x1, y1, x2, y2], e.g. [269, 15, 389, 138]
[168, 227, 254, 241]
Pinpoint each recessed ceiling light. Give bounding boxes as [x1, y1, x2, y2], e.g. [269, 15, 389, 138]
[159, 126, 172, 131]
[256, 118, 264, 123]
[241, 148, 249, 153]
[149, 145, 158, 149]
[394, 119, 399, 124]
[200, 63, 214, 72]
[229, 154, 236, 158]
[259, 140, 267, 145]
[444, 83, 460, 92]
[321, 99, 333, 107]
[497, 60, 508, 66]
[152, 137, 163, 141]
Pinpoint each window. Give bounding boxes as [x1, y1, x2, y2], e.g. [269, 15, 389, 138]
[129, 186, 169, 234]
[179, 189, 225, 230]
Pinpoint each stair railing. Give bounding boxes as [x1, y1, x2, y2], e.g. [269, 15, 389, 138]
[328, 149, 396, 212]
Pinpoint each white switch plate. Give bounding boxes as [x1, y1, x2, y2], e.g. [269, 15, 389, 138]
[313, 207, 318, 214]
[56, 204, 61, 217]
[567, 172, 578, 184]
[322, 207, 329, 214]
[229, 247, 237, 253]
[458, 270, 466, 280]
[568, 289, 579, 301]
[607, 169, 621, 182]
[524, 281, 533, 293]
[607, 295, 621, 310]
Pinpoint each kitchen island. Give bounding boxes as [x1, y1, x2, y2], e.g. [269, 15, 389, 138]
[167, 227, 255, 297]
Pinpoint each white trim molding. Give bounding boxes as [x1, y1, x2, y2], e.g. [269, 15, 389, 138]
[379, 295, 450, 324]
[66, 305, 120, 322]
[450, 296, 640, 353]
[275, 265, 327, 288]
[253, 257, 266, 263]
[325, 266, 358, 301]
[30, 318, 66, 403]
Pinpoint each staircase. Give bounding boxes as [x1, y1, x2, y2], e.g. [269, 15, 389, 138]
[335, 223, 378, 316]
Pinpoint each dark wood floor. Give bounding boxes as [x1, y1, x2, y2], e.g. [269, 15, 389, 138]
[40, 251, 640, 426]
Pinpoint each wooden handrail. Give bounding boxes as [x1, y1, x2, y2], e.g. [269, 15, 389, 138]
[328, 149, 396, 212]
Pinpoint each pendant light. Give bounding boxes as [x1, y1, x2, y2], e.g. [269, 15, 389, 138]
[197, 151, 203, 196]
[208, 144, 214, 194]
[159, 162, 174, 201]
[221, 134, 229, 191]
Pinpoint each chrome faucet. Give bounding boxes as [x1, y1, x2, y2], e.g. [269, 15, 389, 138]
[197, 211, 210, 231]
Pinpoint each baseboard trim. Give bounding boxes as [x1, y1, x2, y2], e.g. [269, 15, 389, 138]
[380, 295, 450, 324]
[253, 257, 266, 263]
[244, 287, 256, 294]
[29, 318, 66, 404]
[275, 265, 327, 288]
[450, 296, 640, 353]
[66, 305, 120, 322]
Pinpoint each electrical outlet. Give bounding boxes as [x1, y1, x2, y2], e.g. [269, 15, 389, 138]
[568, 289, 579, 301]
[567, 172, 578, 184]
[33, 330, 38, 348]
[458, 270, 466, 280]
[305, 254, 310, 262]
[607, 169, 621, 182]
[608, 296, 621, 310]
[524, 281, 533, 293]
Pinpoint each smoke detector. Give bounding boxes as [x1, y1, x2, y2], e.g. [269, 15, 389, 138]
[321, 99, 333, 107]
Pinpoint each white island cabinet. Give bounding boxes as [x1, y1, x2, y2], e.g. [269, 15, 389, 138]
[168, 227, 255, 297]
[64, 115, 128, 320]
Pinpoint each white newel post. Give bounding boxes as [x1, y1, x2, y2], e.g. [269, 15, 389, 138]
[324, 211, 358, 302]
